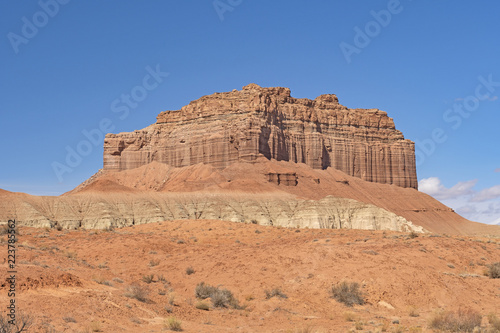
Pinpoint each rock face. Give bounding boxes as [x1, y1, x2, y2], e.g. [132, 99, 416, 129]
[104, 84, 417, 189]
[0, 192, 424, 233]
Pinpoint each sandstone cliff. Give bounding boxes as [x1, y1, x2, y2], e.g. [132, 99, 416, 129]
[104, 84, 417, 189]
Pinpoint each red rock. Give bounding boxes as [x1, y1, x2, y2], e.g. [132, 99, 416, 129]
[103, 84, 417, 189]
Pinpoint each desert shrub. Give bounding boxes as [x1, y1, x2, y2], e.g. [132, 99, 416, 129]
[93, 276, 112, 286]
[343, 311, 357, 322]
[0, 224, 9, 235]
[429, 308, 481, 332]
[486, 262, 500, 279]
[112, 277, 124, 283]
[186, 266, 195, 275]
[124, 284, 150, 302]
[195, 282, 240, 309]
[168, 293, 176, 306]
[488, 313, 500, 331]
[149, 259, 160, 267]
[195, 282, 218, 299]
[264, 288, 288, 299]
[211, 288, 240, 308]
[408, 306, 419, 317]
[142, 274, 154, 284]
[408, 231, 419, 239]
[195, 301, 210, 311]
[63, 316, 77, 323]
[329, 281, 365, 307]
[0, 312, 34, 332]
[90, 321, 102, 332]
[165, 317, 183, 331]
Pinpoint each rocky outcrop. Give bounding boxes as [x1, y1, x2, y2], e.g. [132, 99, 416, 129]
[267, 172, 298, 186]
[104, 84, 417, 189]
[0, 192, 424, 233]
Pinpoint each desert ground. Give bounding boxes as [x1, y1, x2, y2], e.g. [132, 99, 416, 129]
[1, 220, 499, 332]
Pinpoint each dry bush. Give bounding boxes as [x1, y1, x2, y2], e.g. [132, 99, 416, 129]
[194, 282, 240, 309]
[195, 301, 210, 311]
[343, 311, 357, 322]
[142, 274, 154, 284]
[409, 306, 420, 317]
[488, 313, 500, 331]
[149, 259, 160, 267]
[195, 282, 218, 299]
[0, 312, 34, 332]
[429, 308, 481, 332]
[264, 288, 288, 299]
[330, 281, 365, 307]
[124, 284, 150, 303]
[93, 276, 112, 286]
[165, 317, 183, 331]
[486, 262, 500, 279]
[186, 266, 195, 275]
[89, 321, 102, 332]
[211, 288, 240, 309]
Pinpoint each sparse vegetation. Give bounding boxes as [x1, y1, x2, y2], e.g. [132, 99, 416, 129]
[165, 317, 183, 331]
[65, 251, 77, 259]
[149, 259, 160, 267]
[409, 306, 419, 317]
[264, 288, 288, 299]
[343, 311, 357, 322]
[93, 276, 112, 286]
[195, 282, 218, 299]
[142, 274, 154, 283]
[0, 312, 34, 332]
[429, 308, 481, 332]
[124, 284, 150, 302]
[488, 313, 500, 331]
[330, 281, 365, 307]
[409, 230, 419, 238]
[186, 266, 195, 275]
[89, 321, 102, 332]
[195, 301, 210, 311]
[168, 293, 176, 306]
[112, 277, 124, 283]
[195, 282, 241, 309]
[486, 262, 500, 279]
[63, 316, 77, 323]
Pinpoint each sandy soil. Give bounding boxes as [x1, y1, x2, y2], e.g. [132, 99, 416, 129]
[1, 220, 499, 332]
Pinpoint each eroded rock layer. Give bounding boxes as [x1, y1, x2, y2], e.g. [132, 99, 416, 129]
[104, 84, 417, 189]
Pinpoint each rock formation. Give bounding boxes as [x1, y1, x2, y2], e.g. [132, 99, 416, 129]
[104, 84, 417, 189]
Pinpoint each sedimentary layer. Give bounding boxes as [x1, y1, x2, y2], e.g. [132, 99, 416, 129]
[104, 84, 417, 189]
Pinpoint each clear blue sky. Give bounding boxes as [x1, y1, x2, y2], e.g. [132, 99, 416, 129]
[1, 1, 499, 224]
